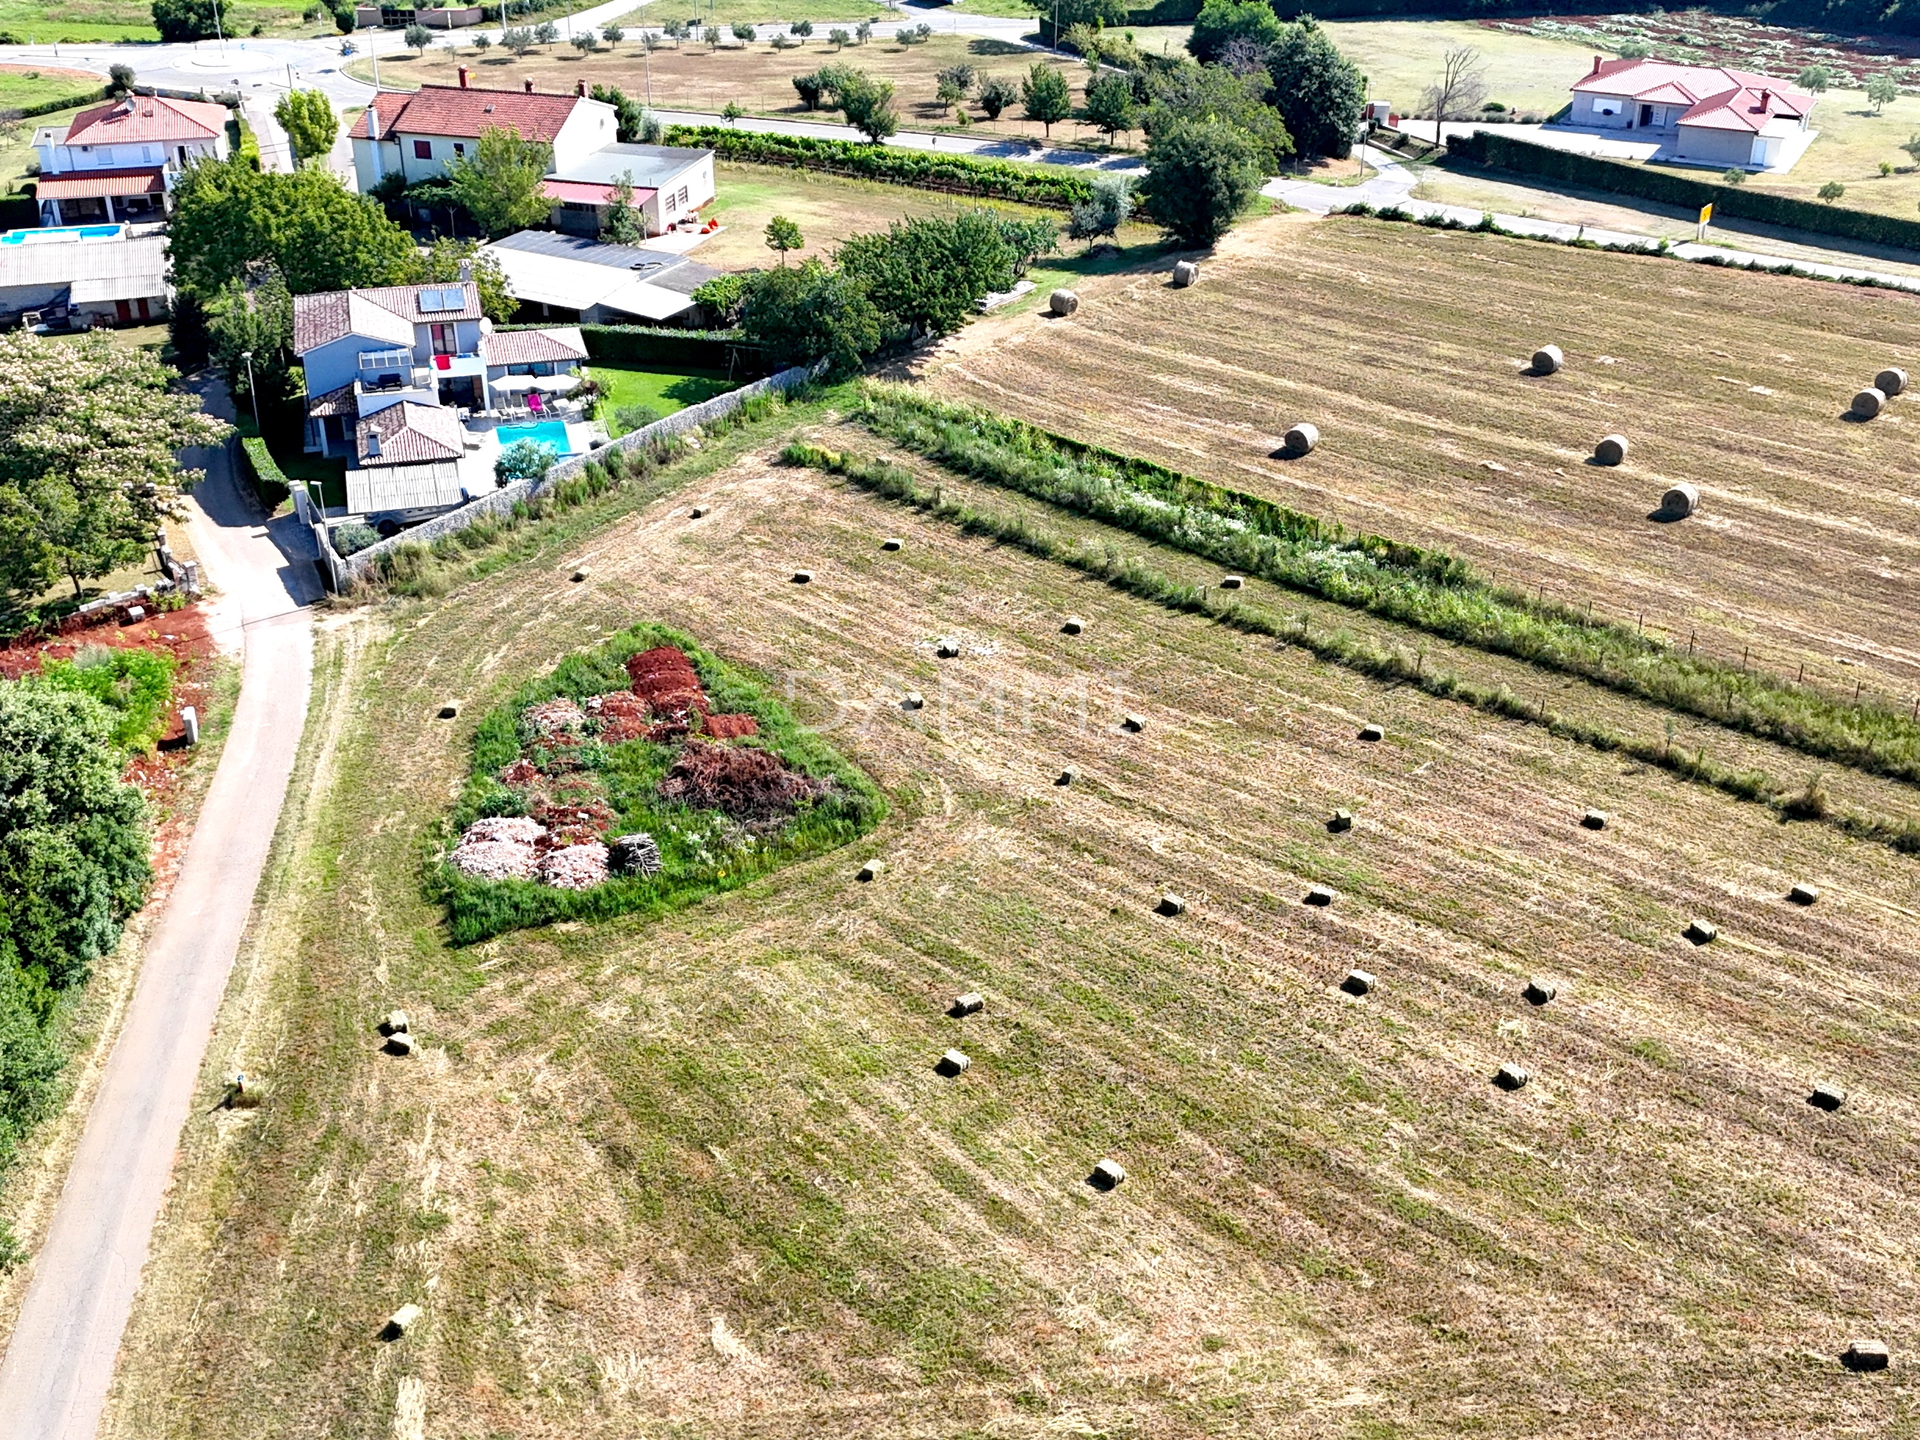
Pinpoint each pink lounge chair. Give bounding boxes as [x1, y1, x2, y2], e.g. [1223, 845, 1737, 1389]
[527, 391, 544, 415]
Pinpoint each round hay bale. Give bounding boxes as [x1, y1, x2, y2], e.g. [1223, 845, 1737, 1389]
[1171, 260, 1200, 288]
[1532, 344, 1564, 375]
[1594, 434, 1629, 466]
[1662, 482, 1699, 517]
[1877, 367, 1908, 397]
[1283, 422, 1319, 456]
[1049, 288, 1080, 317]
[1853, 386, 1887, 419]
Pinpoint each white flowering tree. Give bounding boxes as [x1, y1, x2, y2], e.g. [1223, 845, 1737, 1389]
[0, 332, 228, 606]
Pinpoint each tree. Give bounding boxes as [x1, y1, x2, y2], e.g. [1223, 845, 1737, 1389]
[732, 22, 756, 41]
[206, 267, 298, 424]
[601, 171, 645, 245]
[1138, 117, 1261, 248]
[839, 72, 898, 142]
[936, 75, 966, 114]
[829, 28, 849, 48]
[977, 75, 1019, 120]
[415, 238, 516, 323]
[664, 19, 687, 45]
[0, 333, 226, 605]
[1421, 44, 1488, 145]
[274, 89, 338, 166]
[721, 99, 745, 124]
[854, 18, 872, 44]
[1819, 179, 1846, 202]
[1067, 172, 1131, 242]
[495, 438, 558, 483]
[838, 211, 1021, 337]
[1266, 16, 1366, 159]
[1904, 133, 1920, 166]
[108, 62, 136, 95]
[692, 271, 749, 324]
[1187, 0, 1282, 65]
[795, 70, 829, 110]
[1145, 60, 1291, 171]
[1039, 0, 1123, 47]
[764, 214, 803, 262]
[168, 159, 416, 298]
[591, 82, 648, 142]
[151, 0, 227, 43]
[0, 684, 151, 996]
[937, 63, 978, 99]
[793, 18, 813, 40]
[473, 31, 490, 52]
[738, 260, 885, 376]
[534, 19, 559, 45]
[1023, 63, 1072, 137]
[503, 27, 534, 55]
[1798, 64, 1831, 94]
[704, 25, 722, 47]
[1868, 73, 1899, 114]
[404, 20, 432, 54]
[571, 31, 596, 54]
[445, 125, 556, 239]
[1082, 70, 1138, 142]
[601, 22, 623, 45]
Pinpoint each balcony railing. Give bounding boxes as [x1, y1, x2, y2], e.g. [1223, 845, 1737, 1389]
[355, 368, 434, 398]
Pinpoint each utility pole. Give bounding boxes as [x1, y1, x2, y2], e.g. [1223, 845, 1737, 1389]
[212, 0, 225, 54]
[241, 351, 260, 432]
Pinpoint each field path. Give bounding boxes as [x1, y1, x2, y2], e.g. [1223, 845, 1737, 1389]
[0, 400, 320, 1440]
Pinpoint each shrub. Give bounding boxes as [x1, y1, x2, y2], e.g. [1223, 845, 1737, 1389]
[32, 647, 177, 752]
[1139, 117, 1263, 246]
[331, 521, 380, 555]
[613, 402, 663, 433]
[495, 437, 558, 482]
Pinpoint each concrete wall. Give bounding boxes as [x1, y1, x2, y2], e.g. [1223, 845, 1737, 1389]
[327, 362, 817, 589]
[1675, 124, 1756, 168]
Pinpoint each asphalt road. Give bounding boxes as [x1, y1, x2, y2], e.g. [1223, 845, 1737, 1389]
[0, 393, 320, 1440]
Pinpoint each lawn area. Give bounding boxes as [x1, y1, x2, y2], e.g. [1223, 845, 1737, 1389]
[349, 32, 1107, 146]
[1319, 15, 1596, 119]
[0, 64, 104, 112]
[0, 100, 90, 200]
[590, 362, 737, 432]
[629, 0, 890, 24]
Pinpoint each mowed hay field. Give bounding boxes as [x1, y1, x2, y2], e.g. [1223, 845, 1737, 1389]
[107, 425, 1920, 1438]
[925, 215, 1920, 709]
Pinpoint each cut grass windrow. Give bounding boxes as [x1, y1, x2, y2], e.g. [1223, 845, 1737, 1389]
[783, 438, 1920, 856]
[851, 383, 1920, 791]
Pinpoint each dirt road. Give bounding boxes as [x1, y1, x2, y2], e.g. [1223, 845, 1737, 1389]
[0, 412, 320, 1440]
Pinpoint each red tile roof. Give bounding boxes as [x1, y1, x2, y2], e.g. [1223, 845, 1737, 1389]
[306, 382, 356, 418]
[357, 401, 465, 466]
[292, 281, 482, 354]
[1573, 56, 1811, 126]
[542, 179, 657, 207]
[482, 327, 588, 366]
[36, 167, 165, 200]
[349, 84, 586, 143]
[65, 94, 228, 145]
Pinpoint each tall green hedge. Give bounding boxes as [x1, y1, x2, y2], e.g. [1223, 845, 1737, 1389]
[2, 84, 109, 122]
[1448, 129, 1920, 253]
[237, 433, 290, 511]
[666, 125, 1096, 209]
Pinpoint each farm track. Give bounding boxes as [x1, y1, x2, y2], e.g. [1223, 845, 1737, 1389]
[925, 216, 1920, 711]
[110, 446, 1920, 1438]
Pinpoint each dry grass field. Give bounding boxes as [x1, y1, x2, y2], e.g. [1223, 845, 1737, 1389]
[921, 212, 1920, 712]
[99, 371, 1920, 1437]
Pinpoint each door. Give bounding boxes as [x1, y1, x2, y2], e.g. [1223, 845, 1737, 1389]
[135, 297, 150, 321]
[1639, 104, 1654, 128]
[114, 299, 132, 323]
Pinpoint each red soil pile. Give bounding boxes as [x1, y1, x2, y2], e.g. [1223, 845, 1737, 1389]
[626, 646, 709, 722]
[593, 690, 652, 742]
[702, 713, 759, 740]
[499, 759, 540, 786]
[658, 741, 826, 820]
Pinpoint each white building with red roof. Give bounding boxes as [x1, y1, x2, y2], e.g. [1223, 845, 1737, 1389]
[349, 72, 617, 193]
[32, 92, 231, 225]
[1569, 55, 1815, 172]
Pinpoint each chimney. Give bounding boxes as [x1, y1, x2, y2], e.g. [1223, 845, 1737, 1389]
[524, 79, 535, 94]
[1759, 88, 1771, 112]
[575, 78, 587, 98]
[458, 65, 469, 88]
[458, 258, 473, 283]
[1592, 53, 1602, 73]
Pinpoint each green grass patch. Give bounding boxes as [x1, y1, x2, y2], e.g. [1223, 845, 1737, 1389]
[440, 621, 885, 943]
[28, 644, 176, 751]
[848, 383, 1920, 795]
[589, 363, 737, 435]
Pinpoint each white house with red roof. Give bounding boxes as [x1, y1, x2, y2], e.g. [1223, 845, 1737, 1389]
[349, 73, 617, 193]
[1569, 55, 1815, 172]
[32, 92, 230, 225]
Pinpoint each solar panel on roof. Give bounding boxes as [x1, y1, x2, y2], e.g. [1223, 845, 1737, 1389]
[418, 286, 463, 313]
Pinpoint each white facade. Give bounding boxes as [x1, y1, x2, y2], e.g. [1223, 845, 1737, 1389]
[350, 88, 616, 194]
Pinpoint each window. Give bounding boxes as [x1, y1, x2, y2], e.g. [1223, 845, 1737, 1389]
[663, 192, 676, 214]
[453, 142, 465, 157]
[430, 322, 456, 356]
[413, 139, 432, 160]
[676, 187, 689, 208]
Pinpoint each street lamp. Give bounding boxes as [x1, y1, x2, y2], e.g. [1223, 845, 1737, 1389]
[241, 349, 260, 432]
[212, 0, 225, 54]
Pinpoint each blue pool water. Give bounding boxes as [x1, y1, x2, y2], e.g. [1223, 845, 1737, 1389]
[1, 224, 125, 245]
[495, 420, 576, 454]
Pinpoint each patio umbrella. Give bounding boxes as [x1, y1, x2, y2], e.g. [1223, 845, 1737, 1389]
[527, 375, 579, 392]
[490, 375, 537, 392]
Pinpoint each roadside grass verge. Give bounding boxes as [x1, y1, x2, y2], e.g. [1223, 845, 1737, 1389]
[441, 621, 885, 943]
[849, 384, 1920, 793]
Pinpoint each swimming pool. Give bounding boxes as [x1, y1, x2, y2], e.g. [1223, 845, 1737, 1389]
[0, 224, 125, 246]
[494, 420, 577, 454]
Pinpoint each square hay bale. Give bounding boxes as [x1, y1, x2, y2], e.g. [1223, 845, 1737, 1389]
[936, 638, 961, 658]
[791, 570, 814, 584]
[1340, 969, 1376, 996]
[881, 537, 903, 551]
[1327, 808, 1353, 833]
[436, 702, 459, 720]
[1523, 978, 1557, 1006]
[1056, 766, 1078, 786]
[1789, 882, 1820, 906]
[1219, 575, 1244, 590]
[1494, 1062, 1531, 1091]
[1089, 1158, 1126, 1190]
[1062, 616, 1085, 635]
[384, 1032, 417, 1057]
[1582, 808, 1609, 830]
[1843, 1339, 1890, 1372]
[1121, 713, 1146, 732]
[858, 859, 886, 882]
[1358, 723, 1385, 742]
[950, 991, 985, 1017]
[1305, 885, 1335, 907]
[382, 1304, 423, 1340]
[380, 1009, 410, 1036]
[1157, 893, 1186, 916]
[1685, 919, 1718, 945]
[1809, 1082, 1847, 1112]
[902, 690, 925, 710]
[936, 1049, 971, 1077]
